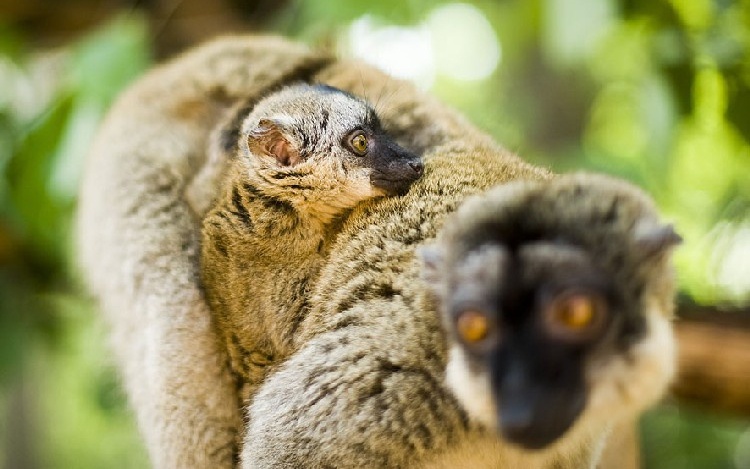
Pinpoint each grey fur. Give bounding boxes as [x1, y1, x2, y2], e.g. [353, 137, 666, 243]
[77, 36, 334, 468]
[425, 174, 679, 458]
[240, 173, 677, 468]
[77, 34, 493, 468]
[77, 34, 670, 469]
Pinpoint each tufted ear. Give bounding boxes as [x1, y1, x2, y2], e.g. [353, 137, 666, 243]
[247, 118, 301, 166]
[417, 244, 445, 285]
[634, 222, 682, 258]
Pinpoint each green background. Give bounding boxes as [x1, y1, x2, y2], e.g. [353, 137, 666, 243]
[1, 0, 749, 467]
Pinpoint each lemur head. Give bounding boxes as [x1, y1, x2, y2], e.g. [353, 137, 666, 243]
[234, 83, 423, 222]
[420, 174, 680, 450]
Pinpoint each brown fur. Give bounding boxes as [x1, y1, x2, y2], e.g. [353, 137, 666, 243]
[201, 157, 339, 401]
[78, 34, 667, 469]
[77, 36, 334, 468]
[77, 34, 472, 467]
[239, 163, 676, 469]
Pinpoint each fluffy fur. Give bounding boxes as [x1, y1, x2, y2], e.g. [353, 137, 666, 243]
[240, 172, 676, 469]
[77, 34, 661, 469]
[77, 34, 494, 467]
[77, 36, 335, 467]
[421, 174, 679, 466]
[240, 142, 554, 467]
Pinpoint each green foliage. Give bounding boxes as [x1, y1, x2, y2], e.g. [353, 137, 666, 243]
[641, 404, 747, 469]
[0, 12, 151, 468]
[1, 1, 748, 467]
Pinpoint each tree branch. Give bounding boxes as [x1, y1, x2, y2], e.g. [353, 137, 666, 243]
[672, 303, 750, 417]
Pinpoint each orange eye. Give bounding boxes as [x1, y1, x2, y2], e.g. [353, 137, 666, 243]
[545, 293, 605, 339]
[556, 296, 594, 328]
[456, 310, 490, 343]
[349, 133, 368, 155]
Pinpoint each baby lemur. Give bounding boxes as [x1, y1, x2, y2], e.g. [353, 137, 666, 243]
[200, 83, 423, 398]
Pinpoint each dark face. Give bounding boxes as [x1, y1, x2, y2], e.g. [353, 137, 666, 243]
[444, 242, 626, 449]
[422, 174, 680, 451]
[242, 84, 424, 197]
[342, 126, 423, 195]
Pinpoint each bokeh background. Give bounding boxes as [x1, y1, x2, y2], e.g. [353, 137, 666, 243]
[1, 0, 749, 467]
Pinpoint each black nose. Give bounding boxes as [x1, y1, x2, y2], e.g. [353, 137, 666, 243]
[409, 161, 424, 176]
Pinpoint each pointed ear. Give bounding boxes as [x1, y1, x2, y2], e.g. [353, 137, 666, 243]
[247, 118, 302, 167]
[634, 222, 682, 258]
[417, 244, 445, 284]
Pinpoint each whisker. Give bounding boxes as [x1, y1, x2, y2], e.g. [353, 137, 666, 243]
[376, 76, 402, 116]
[357, 64, 370, 103]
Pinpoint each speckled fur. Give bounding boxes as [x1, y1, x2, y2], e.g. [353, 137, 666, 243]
[420, 175, 678, 467]
[77, 36, 334, 468]
[77, 34, 657, 469]
[240, 173, 675, 469]
[240, 142, 559, 467]
[77, 34, 503, 468]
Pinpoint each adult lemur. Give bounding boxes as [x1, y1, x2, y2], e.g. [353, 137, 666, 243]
[77, 35, 676, 468]
[239, 165, 678, 468]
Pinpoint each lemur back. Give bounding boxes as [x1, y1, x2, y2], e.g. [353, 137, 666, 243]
[77, 37, 336, 468]
[240, 164, 677, 469]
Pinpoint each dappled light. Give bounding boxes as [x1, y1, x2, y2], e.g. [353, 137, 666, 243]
[344, 3, 501, 88]
[1, 1, 749, 468]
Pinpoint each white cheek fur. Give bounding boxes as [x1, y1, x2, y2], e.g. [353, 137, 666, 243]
[445, 345, 498, 429]
[444, 308, 675, 447]
[585, 310, 676, 421]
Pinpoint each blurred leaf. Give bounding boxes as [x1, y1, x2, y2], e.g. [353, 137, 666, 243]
[6, 94, 74, 265]
[0, 270, 31, 383]
[0, 13, 152, 467]
[543, 0, 617, 67]
[283, 0, 422, 31]
[67, 14, 151, 106]
[641, 404, 746, 469]
[34, 296, 149, 469]
[0, 24, 26, 61]
[667, 0, 715, 32]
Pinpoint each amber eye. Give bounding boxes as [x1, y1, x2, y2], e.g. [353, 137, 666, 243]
[456, 310, 490, 344]
[544, 293, 606, 340]
[348, 132, 368, 155]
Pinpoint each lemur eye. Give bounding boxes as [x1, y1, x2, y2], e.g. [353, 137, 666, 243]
[456, 310, 490, 344]
[544, 292, 606, 340]
[348, 132, 369, 156]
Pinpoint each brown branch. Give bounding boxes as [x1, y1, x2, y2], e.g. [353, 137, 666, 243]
[671, 303, 750, 417]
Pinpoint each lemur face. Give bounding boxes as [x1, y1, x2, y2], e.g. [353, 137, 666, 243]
[238, 84, 423, 211]
[440, 242, 614, 448]
[333, 103, 424, 196]
[421, 174, 680, 449]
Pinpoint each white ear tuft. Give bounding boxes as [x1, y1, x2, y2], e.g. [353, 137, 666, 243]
[417, 244, 445, 285]
[633, 221, 682, 258]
